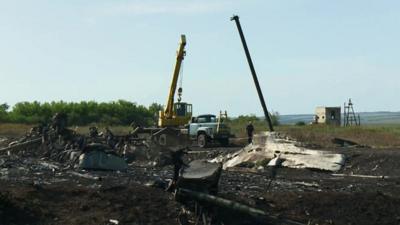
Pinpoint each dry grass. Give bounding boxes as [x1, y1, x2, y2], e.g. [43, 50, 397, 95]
[227, 120, 400, 148]
[1, 122, 399, 148]
[276, 124, 400, 148]
[0, 123, 133, 137]
[227, 120, 268, 137]
[0, 123, 32, 137]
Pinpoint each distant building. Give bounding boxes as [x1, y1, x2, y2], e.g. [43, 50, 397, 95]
[315, 107, 341, 125]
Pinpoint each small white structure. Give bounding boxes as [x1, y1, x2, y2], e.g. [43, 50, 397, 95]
[315, 107, 341, 125]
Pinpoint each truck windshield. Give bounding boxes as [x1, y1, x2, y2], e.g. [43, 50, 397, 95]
[197, 116, 216, 123]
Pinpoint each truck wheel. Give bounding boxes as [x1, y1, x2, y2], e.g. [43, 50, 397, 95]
[197, 134, 207, 148]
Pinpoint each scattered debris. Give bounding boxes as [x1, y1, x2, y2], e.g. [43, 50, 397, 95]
[78, 144, 128, 171]
[178, 160, 222, 193]
[332, 137, 368, 148]
[175, 159, 303, 225]
[67, 171, 101, 181]
[109, 219, 119, 225]
[212, 132, 346, 172]
[331, 173, 390, 179]
[267, 154, 282, 167]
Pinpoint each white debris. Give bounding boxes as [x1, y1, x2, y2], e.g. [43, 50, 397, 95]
[39, 161, 60, 170]
[109, 219, 119, 224]
[211, 132, 345, 172]
[267, 154, 282, 167]
[0, 137, 8, 145]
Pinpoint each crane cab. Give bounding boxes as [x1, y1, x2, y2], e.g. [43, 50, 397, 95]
[158, 102, 192, 127]
[175, 102, 192, 117]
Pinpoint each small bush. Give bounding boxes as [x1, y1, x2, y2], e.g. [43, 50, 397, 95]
[270, 112, 280, 126]
[295, 121, 306, 126]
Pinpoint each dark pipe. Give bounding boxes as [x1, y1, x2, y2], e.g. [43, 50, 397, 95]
[231, 15, 274, 131]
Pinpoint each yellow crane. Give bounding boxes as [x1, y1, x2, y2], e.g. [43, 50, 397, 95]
[158, 34, 193, 127]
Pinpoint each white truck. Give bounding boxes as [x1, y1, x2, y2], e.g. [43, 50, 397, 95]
[187, 113, 232, 148]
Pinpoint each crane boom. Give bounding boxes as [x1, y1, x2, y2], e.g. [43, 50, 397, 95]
[158, 34, 192, 128]
[165, 34, 186, 118]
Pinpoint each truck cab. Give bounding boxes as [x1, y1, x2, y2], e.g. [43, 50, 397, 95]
[188, 113, 231, 148]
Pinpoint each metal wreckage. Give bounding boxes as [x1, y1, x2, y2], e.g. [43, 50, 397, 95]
[1, 110, 306, 225]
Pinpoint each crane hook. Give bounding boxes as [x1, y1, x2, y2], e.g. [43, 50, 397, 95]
[177, 87, 182, 102]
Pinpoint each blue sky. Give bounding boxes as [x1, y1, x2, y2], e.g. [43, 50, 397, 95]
[0, 0, 399, 116]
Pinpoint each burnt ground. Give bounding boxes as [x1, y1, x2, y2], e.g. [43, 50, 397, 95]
[187, 147, 400, 225]
[1, 143, 400, 225]
[0, 181, 180, 225]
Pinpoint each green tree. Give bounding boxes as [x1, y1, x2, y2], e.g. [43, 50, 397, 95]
[270, 111, 280, 126]
[2, 100, 161, 126]
[236, 114, 259, 123]
[0, 103, 9, 122]
[148, 103, 163, 115]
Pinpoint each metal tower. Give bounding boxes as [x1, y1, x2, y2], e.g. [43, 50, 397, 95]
[343, 98, 360, 126]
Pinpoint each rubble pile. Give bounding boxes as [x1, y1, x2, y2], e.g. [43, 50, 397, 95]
[212, 132, 346, 172]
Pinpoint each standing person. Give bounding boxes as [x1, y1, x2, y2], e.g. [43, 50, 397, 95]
[246, 121, 254, 144]
[104, 127, 115, 148]
[52, 112, 67, 135]
[166, 148, 187, 192]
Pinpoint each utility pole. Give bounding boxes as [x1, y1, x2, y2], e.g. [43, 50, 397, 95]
[231, 15, 274, 132]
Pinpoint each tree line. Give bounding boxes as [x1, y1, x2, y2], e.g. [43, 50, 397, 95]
[0, 100, 279, 127]
[0, 101, 163, 126]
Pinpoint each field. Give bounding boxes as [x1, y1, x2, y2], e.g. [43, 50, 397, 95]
[0, 123, 32, 137]
[279, 112, 400, 125]
[226, 120, 400, 148]
[3, 122, 400, 148]
[2, 122, 400, 149]
[1, 122, 400, 224]
[277, 124, 400, 148]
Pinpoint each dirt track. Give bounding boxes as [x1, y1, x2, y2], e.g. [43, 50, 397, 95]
[1, 143, 400, 225]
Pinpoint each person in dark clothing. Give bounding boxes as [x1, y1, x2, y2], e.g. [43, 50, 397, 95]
[52, 112, 68, 135]
[246, 121, 254, 144]
[104, 127, 115, 148]
[166, 148, 188, 191]
[171, 148, 187, 182]
[88, 126, 99, 138]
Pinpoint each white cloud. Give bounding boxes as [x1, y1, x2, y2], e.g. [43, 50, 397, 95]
[100, 1, 233, 16]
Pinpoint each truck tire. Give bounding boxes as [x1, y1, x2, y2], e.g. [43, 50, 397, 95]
[197, 134, 207, 148]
